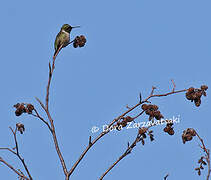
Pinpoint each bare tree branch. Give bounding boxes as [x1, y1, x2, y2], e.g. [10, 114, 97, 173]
[0, 157, 29, 180]
[195, 132, 211, 180]
[0, 147, 17, 156]
[68, 82, 187, 178]
[31, 108, 52, 133]
[9, 127, 33, 180]
[0, 127, 32, 180]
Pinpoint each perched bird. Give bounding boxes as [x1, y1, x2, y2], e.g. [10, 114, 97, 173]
[54, 24, 80, 56]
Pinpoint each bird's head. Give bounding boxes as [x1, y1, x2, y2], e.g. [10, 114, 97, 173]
[61, 24, 80, 33]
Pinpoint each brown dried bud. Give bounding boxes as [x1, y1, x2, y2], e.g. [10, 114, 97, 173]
[152, 105, 158, 111]
[182, 128, 196, 144]
[186, 93, 194, 100]
[26, 104, 34, 114]
[198, 158, 203, 164]
[124, 116, 134, 122]
[139, 127, 147, 135]
[148, 104, 155, 111]
[16, 123, 25, 134]
[13, 103, 20, 109]
[163, 126, 170, 133]
[166, 122, 173, 127]
[141, 104, 148, 111]
[154, 111, 163, 120]
[202, 161, 207, 166]
[15, 109, 23, 116]
[164, 125, 174, 135]
[188, 128, 196, 136]
[194, 98, 201, 107]
[14, 103, 27, 116]
[73, 35, 87, 48]
[187, 87, 195, 93]
[202, 91, 207, 97]
[198, 170, 201, 176]
[149, 134, 154, 141]
[168, 128, 174, 135]
[121, 120, 127, 127]
[145, 109, 151, 115]
[201, 85, 208, 91]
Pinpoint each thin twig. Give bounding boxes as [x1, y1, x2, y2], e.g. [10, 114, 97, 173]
[171, 79, 176, 92]
[99, 121, 156, 179]
[99, 133, 141, 180]
[31, 109, 52, 132]
[150, 86, 156, 95]
[195, 132, 210, 180]
[164, 173, 169, 180]
[9, 127, 33, 180]
[0, 157, 29, 180]
[0, 147, 17, 155]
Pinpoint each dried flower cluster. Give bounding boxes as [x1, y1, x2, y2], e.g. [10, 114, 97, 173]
[16, 123, 25, 134]
[116, 116, 134, 130]
[181, 128, 196, 144]
[163, 122, 174, 135]
[138, 128, 154, 145]
[195, 157, 207, 176]
[138, 127, 147, 145]
[141, 104, 164, 121]
[13, 103, 34, 116]
[185, 85, 208, 107]
[73, 35, 87, 48]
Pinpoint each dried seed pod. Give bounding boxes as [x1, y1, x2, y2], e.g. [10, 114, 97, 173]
[152, 105, 158, 111]
[15, 109, 23, 116]
[124, 116, 134, 122]
[26, 104, 34, 114]
[168, 128, 174, 135]
[149, 135, 154, 141]
[188, 87, 195, 93]
[13, 103, 20, 109]
[201, 85, 208, 91]
[73, 35, 87, 48]
[194, 98, 201, 107]
[141, 104, 148, 111]
[121, 120, 127, 127]
[139, 127, 147, 135]
[202, 161, 207, 166]
[16, 123, 25, 134]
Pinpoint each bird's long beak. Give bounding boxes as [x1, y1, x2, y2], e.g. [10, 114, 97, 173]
[72, 26, 80, 29]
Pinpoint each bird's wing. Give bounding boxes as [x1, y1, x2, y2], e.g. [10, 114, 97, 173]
[54, 32, 61, 52]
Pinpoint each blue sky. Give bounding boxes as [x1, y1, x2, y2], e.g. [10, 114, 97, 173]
[0, 0, 210, 179]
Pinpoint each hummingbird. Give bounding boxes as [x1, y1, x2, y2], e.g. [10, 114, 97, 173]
[54, 24, 80, 56]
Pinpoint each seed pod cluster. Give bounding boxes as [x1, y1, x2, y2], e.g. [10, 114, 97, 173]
[195, 157, 207, 176]
[181, 128, 196, 144]
[16, 123, 25, 134]
[73, 35, 87, 48]
[185, 85, 208, 107]
[138, 127, 147, 145]
[141, 104, 164, 121]
[13, 103, 34, 116]
[163, 122, 174, 135]
[116, 116, 134, 130]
